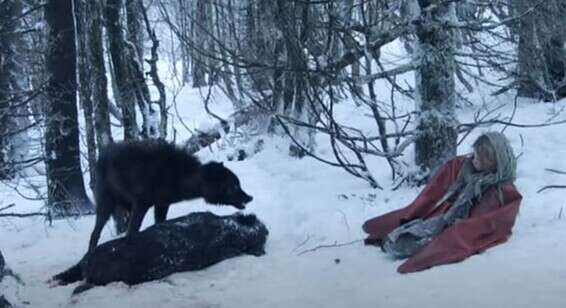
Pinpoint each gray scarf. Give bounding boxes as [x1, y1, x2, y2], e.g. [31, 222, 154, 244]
[383, 132, 516, 259]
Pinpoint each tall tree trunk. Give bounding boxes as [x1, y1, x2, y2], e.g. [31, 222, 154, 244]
[516, 0, 566, 100]
[274, 0, 315, 157]
[244, 0, 271, 92]
[75, 0, 97, 192]
[0, 1, 17, 179]
[206, 1, 218, 86]
[516, 0, 544, 99]
[214, 1, 236, 100]
[0, 0, 30, 179]
[45, 0, 93, 215]
[27, 1, 48, 128]
[88, 0, 113, 148]
[177, 0, 191, 84]
[126, 0, 144, 66]
[191, 0, 208, 88]
[140, 0, 168, 139]
[340, 0, 362, 94]
[105, 0, 139, 140]
[414, 0, 457, 174]
[7, 0, 31, 176]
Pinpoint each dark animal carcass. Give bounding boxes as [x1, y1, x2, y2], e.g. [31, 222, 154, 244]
[55, 212, 268, 294]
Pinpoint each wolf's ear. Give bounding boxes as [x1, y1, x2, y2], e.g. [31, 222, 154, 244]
[201, 161, 226, 181]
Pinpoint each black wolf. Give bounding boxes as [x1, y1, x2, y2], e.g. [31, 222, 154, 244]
[88, 140, 253, 253]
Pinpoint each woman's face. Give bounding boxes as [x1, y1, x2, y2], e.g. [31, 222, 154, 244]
[472, 147, 496, 172]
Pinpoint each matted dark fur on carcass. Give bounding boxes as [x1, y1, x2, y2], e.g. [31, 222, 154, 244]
[54, 211, 268, 294]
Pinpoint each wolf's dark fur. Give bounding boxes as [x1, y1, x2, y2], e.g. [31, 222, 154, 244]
[88, 140, 253, 252]
[55, 212, 268, 293]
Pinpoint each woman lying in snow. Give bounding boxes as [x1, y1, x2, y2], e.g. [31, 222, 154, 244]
[363, 132, 522, 273]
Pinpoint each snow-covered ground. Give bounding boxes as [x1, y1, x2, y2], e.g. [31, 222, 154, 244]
[2, 81, 566, 307]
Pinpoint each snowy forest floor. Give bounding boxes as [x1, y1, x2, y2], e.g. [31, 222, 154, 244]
[1, 86, 566, 308]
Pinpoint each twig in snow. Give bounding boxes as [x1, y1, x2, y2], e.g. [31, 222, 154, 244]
[392, 176, 408, 191]
[536, 185, 566, 193]
[501, 93, 519, 133]
[0, 211, 52, 227]
[545, 168, 566, 175]
[297, 239, 363, 256]
[292, 234, 313, 253]
[0, 203, 15, 212]
[336, 210, 350, 233]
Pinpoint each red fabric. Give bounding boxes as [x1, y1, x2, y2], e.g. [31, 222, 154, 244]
[362, 156, 522, 273]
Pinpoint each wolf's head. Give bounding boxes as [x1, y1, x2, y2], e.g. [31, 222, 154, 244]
[199, 162, 253, 210]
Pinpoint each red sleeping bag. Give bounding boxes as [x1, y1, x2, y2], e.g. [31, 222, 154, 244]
[362, 156, 522, 273]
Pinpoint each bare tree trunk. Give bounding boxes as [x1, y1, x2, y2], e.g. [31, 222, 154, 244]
[214, 1, 236, 100]
[75, 0, 97, 192]
[340, 0, 362, 94]
[274, 0, 315, 157]
[0, 1, 17, 179]
[244, 0, 272, 91]
[88, 0, 113, 148]
[516, 0, 566, 100]
[176, 0, 191, 84]
[206, 2, 218, 86]
[414, 0, 457, 174]
[140, 0, 168, 139]
[191, 0, 207, 87]
[0, 0, 29, 179]
[126, 0, 144, 66]
[105, 0, 139, 140]
[516, 0, 543, 99]
[45, 0, 93, 216]
[8, 0, 32, 176]
[26, 2, 48, 134]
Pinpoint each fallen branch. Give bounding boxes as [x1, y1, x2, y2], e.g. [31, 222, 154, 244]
[291, 234, 313, 254]
[0, 203, 15, 212]
[0, 210, 51, 226]
[184, 125, 228, 154]
[545, 168, 566, 175]
[537, 185, 566, 193]
[184, 105, 262, 154]
[297, 239, 362, 256]
[0, 212, 48, 218]
[459, 118, 566, 130]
